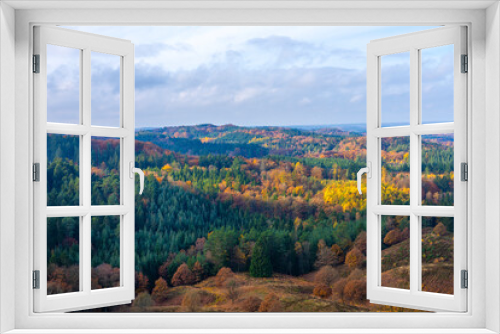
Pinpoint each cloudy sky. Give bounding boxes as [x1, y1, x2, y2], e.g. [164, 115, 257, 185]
[47, 26, 454, 128]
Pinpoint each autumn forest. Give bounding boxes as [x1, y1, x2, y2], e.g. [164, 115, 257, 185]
[46, 124, 455, 312]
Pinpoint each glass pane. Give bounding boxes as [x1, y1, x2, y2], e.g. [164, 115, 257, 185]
[91, 52, 121, 127]
[381, 215, 410, 290]
[381, 137, 410, 205]
[91, 216, 120, 290]
[381, 52, 410, 127]
[421, 134, 454, 206]
[47, 44, 80, 124]
[47, 217, 80, 295]
[47, 134, 80, 206]
[91, 137, 120, 205]
[421, 217, 454, 294]
[421, 45, 454, 124]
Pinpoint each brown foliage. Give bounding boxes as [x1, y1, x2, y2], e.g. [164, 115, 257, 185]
[171, 263, 196, 287]
[331, 244, 345, 265]
[313, 285, 333, 299]
[192, 261, 204, 282]
[151, 277, 169, 304]
[332, 278, 349, 305]
[91, 263, 120, 289]
[135, 272, 150, 294]
[384, 228, 403, 246]
[258, 293, 283, 312]
[314, 239, 335, 269]
[240, 296, 263, 312]
[226, 279, 240, 304]
[314, 265, 339, 287]
[345, 248, 365, 269]
[215, 267, 234, 287]
[433, 222, 448, 236]
[354, 231, 367, 255]
[181, 289, 215, 312]
[344, 279, 366, 303]
[401, 227, 410, 241]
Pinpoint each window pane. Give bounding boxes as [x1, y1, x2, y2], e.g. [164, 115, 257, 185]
[47, 217, 80, 295]
[91, 137, 120, 205]
[47, 134, 80, 206]
[47, 44, 80, 124]
[421, 217, 454, 294]
[381, 215, 410, 290]
[91, 52, 121, 127]
[381, 52, 410, 127]
[381, 137, 410, 205]
[421, 134, 454, 206]
[421, 45, 454, 124]
[91, 216, 120, 290]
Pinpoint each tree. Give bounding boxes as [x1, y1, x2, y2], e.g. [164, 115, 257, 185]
[314, 265, 339, 288]
[345, 248, 365, 269]
[249, 237, 273, 278]
[344, 279, 366, 303]
[314, 240, 335, 269]
[171, 263, 196, 286]
[151, 277, 169, 303]
[331, 244, 345, 265]
[192, 261, 204, 282]
[333, 278, 349, 305]
[135, 272, 150, 294]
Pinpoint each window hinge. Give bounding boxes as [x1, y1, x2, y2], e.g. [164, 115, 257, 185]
[461, 54, 468, 73]
[33, 54, 40, 73]
[461, 162, 468, 181]
[33, 163, 40, 182]
[461, 270, 468, 289]
[33, 270, 40, 289]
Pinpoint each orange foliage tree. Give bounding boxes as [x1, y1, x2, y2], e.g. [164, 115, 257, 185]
[171, 263, 196, 286]
[151, 277, 169, 304]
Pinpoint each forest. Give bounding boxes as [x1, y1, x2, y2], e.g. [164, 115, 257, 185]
[46, 124, 455, 312]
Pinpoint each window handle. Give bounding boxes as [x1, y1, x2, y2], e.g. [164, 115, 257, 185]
[129, 162, 144, 195]
[357, 162, 371, 195]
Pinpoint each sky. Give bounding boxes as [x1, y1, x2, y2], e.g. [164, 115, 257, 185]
[47, 26, 454, 128]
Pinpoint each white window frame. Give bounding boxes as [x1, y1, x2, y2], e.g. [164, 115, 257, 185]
[366, 26, 467, 312]
[33, 26, 136, 312]
[1, 2, 499, 333]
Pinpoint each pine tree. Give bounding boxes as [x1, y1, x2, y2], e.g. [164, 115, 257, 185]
[249, 237, 273, 278]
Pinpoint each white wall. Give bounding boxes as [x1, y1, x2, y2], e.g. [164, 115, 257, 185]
[0, 2, 16, 333]
[486, 2, 500, 333]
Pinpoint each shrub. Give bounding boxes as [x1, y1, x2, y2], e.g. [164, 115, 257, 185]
[313, 285, 333, 298]
[433, 222, 447, 236]
[384, 228, 402, 246]
[151, 277, 169, 303]
[258, 293, 283, 312]
[215, 267, 234, 287]
[132, 292, 154, 309]
[345, 248, 365, 269]
[171, 263, 196, 286]
[354, 231, 367, 255]
[181, 289, 215, 312]
[241, 296, 262, 312]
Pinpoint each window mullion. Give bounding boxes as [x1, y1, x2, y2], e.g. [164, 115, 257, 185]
[409, 46, 420, 295]
[82, 47, 92, 294]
